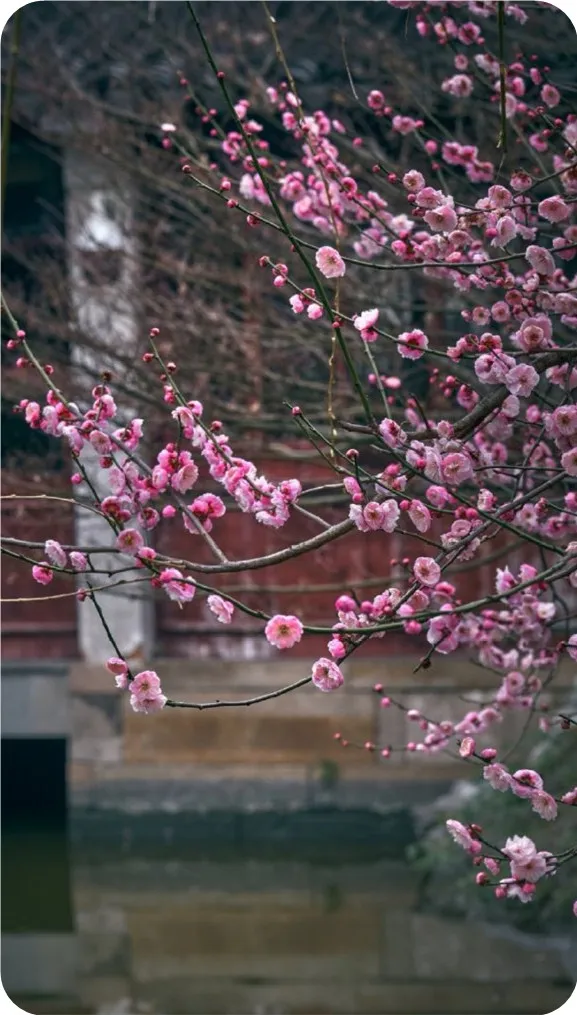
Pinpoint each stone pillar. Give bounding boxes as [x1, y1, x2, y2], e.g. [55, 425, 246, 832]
[63, 152, 153, 664]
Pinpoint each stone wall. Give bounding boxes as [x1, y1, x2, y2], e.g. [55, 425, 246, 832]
[69, 856, 574, 1015]
[68, 655, 575, 818]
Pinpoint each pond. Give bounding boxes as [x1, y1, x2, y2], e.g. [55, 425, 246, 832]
[2, 815, 575, 1015]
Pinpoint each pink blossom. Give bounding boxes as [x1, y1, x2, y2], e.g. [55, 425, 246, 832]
[446, 819, 481, 853]
[69, 551, 88, 571]
[538, 196, 569, 223]
[289, 294, 305, 314]
[427, 485, 452, 509]
[442, 452, 473, 485]
[503, 835, 537, 865]
[414, 556, 441, 587]
[32, 563, 53, 585]
[526, 245, 555, 276]
[44, 540, 67, 568]
[315, 246, 346, 278]
[363, 501, 386, 531]
[130, 691, 167, 714]
[541, 83, 560, 107]
[424, 202, 457, 232]
[354, 308, 379, 332]
[307, 303, 323, 320]
[407, 500, 432, 533]
[483, 763, 512, 792]
[159, 567, 196, 603]
[106, 656, 128, 677]
[116, 528, 144, 556]
[311, 657, 344, 692]
[442, 74, 473, 98]
[171, 461, 199, 494]
[510, 853, 548, 883]
[265, 614, 303, 650]
[402, 170, 425, 191]
[328, 637, 346, 660]
[566, 633, 577, 661]
[415, 186, 445, 209]
[379, 419, 405, 448]
[131, 669, 162, 697]
[381, 499, 401, 533]
[459, 736, 476, 758]
[505, 364, 539, 398]
[129, 670, 167, 711]
[492, 215, 517, 246]
[207, 594, 234, 624]
[397, 329, 428, 359]
[531, 790, 558, 821]
[511, 769, 544, 799]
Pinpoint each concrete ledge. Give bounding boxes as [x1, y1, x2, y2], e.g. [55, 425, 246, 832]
[1, 933, 78, 996]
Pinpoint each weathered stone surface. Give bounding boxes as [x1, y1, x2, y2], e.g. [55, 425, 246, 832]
[71, 694, 123, 764]
[70, 855, 575, 1015]
[123, 698, 376, 767]
[2, 672, 70, 737]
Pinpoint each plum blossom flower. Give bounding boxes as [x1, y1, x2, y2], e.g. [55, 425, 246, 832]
[44, 540, 67, 568]
[531, 790, 558, 821]
[505, 364, 539, 398]
[566, 633, 577, 661]
[492, 215, 517, 246]
[511, 769, 544, 799]
[129, 669, 167, 713]
[207, 595, 234, 624]
[69, 551, 88, 571]
[446, 819, 481, 853]
[414, 557, 441, 587]
[379, 419, 406, 448]
[397, 329, 429, 359]
[402, 170, 425, 191]
[407, 500, 432, 533]
[328, 637, 346, 660]
[363, 501, 387, 531]
[483, 762, 512, 792]
[159, 568, 196, 603]
[106, 656, 128, 677]
[541, 83, 560, 107]
[130, 691, 167, 714]
[311, 657, 344, 691]
[526, 245, 555, 276]
[265, 614, 303, 650]
[354, 308, 379, 339]
[424, 202, 457, 232]
[538, 196, 570, 223]
[354, 308, 379, 333]
[442, 452, 473, 485]
[32, 563, 53, 585]
[459, 736, 476, 758]
[315, 246, 346, 278]
[171, 461, 199, 494]
[503, 835, 537, 865]
[116, 528, 144, 556]
[510, 852, 549, 883]
[381, 499, 401, 532]
[307, 303, 323, 321]
[131, 669, 161, 696]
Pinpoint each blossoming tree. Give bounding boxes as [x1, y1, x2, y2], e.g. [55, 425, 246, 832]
[2, 0, 576, 917]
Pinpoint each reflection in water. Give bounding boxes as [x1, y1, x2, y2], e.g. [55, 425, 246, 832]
[2, 823, 574, 1015]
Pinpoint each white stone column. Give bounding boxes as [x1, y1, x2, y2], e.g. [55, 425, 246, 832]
[63, 152, 153, 664]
